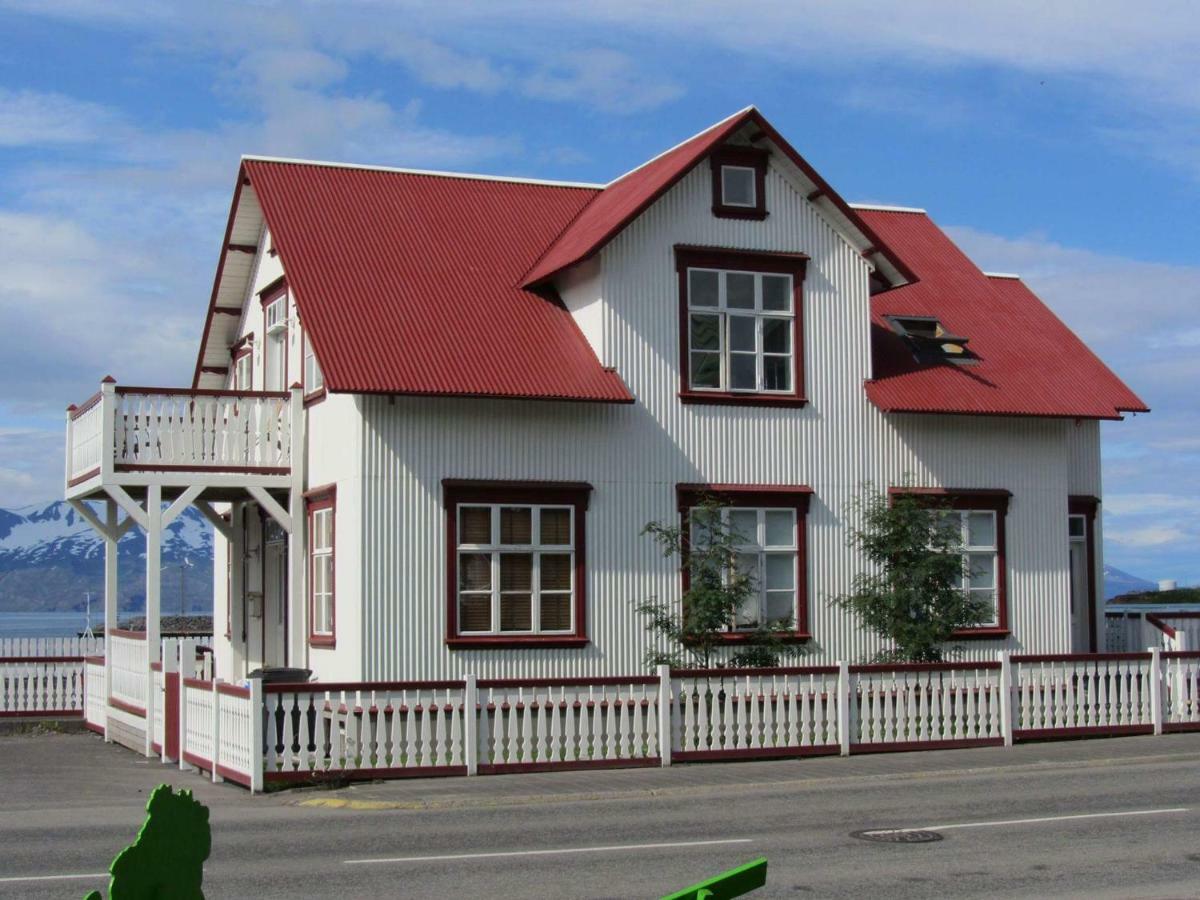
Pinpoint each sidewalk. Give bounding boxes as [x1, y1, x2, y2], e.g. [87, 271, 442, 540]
[5, 729, 1198, 816]
[289, 732, 1200, 811]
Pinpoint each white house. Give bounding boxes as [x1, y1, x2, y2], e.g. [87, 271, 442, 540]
[65, 106, 1147, 688]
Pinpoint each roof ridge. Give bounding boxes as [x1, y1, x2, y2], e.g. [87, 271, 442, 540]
[849, 203, 928, 214]
[240, 155, 604, 190]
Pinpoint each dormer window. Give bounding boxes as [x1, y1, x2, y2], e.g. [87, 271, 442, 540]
[887, 315, 973, 364]
[710, 147, 768, 220]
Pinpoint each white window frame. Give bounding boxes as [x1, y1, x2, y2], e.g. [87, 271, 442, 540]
[939, 509, 1000, 627]
[310, 506, 334, 637]
[686, 267, 794, 394]
[456, 504, 575, 636]
[264, 296, 287, 334]
[303, 335, 324, 394]
[234, 352, 253, 391]
[691, 506, 798, 632]
[721, 165, 757, 208]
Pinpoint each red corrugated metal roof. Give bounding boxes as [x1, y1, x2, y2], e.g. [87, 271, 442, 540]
[861, 209, 1148, 420]
[522, 107, 916, 288]
[241, 160, 631, 403]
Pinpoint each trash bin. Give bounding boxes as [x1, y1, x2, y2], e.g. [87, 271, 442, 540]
[246, 667, 313, 756]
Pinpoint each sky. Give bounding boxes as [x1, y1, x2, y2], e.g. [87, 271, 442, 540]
[0, 1, 1196, 584]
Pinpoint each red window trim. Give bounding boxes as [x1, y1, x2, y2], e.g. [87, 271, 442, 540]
[443, 479, 591, 649]
[1069, 495, 1100, 652]
[307, 487, 336, 648]
[710, 146, 769, 220]
[676, 484, 813, 643]
[675, 245, 809, 408]
[300, 327, 326, 407]
[888, 487, 1011, 638]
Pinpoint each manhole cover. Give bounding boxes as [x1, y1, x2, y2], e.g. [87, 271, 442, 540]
[851, 829, 944, 844]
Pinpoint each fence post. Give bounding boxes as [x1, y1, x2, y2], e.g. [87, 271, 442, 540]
[179, 673, 190, 772]
[998, 650, 1013, 747]
[1150, 647, 1164, 736]
[1174, 633, 1189, 721]
[464, 674, 478, 776]
[211, 679, 222, 783]
[837, 661, 851, 757]
[160, 639, 176, 764]
[249, 677, 264, 794]
[658, 665, 673, 767]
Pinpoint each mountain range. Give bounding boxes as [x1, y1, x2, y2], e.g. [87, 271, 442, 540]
[0, 501, 213, 614]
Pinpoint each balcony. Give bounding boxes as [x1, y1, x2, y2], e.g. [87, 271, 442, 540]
[66, 380, 299, 500]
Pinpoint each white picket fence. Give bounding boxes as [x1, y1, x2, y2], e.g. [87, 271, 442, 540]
[478, 677, 661, 770]
[0, 636, 105, 658]
[108, 632, 148, 712]
[671, 668, 840, 759]
[84, 658, 105, 730]
[77, 649, 1200, 794]
[0, 658, 86, 715]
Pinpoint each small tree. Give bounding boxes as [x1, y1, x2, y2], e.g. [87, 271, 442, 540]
[834, 485, 992, 662]
[637, 500, 798, 669]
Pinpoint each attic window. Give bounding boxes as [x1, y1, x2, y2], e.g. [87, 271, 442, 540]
[887, 315, 973, 364]
[710, 147, 768, 220]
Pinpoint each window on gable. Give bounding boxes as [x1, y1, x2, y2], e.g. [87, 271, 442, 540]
[710, 146, 768, 219]
[303, 331, 324, 399]
[444, 480, 591, 648]
[677, 246, 808, 406]
[261, 285, 288, 392]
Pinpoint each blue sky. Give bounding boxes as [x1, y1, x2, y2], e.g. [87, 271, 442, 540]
[0, 2, 1196, 583]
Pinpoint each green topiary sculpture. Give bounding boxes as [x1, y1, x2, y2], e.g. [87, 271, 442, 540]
[84, 783, 211, 900]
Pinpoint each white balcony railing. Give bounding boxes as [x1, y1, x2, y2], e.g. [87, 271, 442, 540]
[67, 382, 296, 485]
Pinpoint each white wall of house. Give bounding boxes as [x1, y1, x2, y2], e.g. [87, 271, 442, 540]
[350, 158, 1087, 680]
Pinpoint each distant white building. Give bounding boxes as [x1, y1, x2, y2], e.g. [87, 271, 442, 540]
[65, 107, 1147, 687]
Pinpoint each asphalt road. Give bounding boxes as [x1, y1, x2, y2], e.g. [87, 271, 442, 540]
[3, 730, 1200, 898]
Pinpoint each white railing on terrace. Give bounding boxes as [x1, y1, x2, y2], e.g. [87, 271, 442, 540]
[109, 630, 148, 712]
[1163, 652, 1200, 729]
[182, 678, 216, 770]
[66, 382, 296, 484]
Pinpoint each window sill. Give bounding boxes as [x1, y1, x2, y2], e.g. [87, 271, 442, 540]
[303, 388, 327, 408]
[718, 631, 812, 644]
[679, 391, 808, 408]
[309, 635, 336, 648]
[447, 636, 590, 650]
[712, 205, 768, 221]
[951, 627, 1010, 640]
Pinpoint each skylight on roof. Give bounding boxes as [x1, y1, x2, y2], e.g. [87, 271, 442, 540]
[887, 315, 974, 364]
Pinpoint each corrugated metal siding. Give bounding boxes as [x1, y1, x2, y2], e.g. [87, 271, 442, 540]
[357, 162, 1080, 679]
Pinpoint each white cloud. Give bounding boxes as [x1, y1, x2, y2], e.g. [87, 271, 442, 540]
[522, 49, 684, 114]
[1107, 525, 1191, 548]
[0, 88, 118, 146]
[1105, 494, 1200, 517]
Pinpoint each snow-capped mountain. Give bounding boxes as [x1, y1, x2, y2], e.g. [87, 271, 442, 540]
[1104, 565, 1156, 600]
[0, 500, 213, 614]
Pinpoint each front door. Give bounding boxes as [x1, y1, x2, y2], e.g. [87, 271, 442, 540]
[1068, 514, 1092, 651]
[262, 518, 288, 668]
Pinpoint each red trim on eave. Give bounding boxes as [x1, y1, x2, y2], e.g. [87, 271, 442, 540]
[192, 166, 250, 389]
